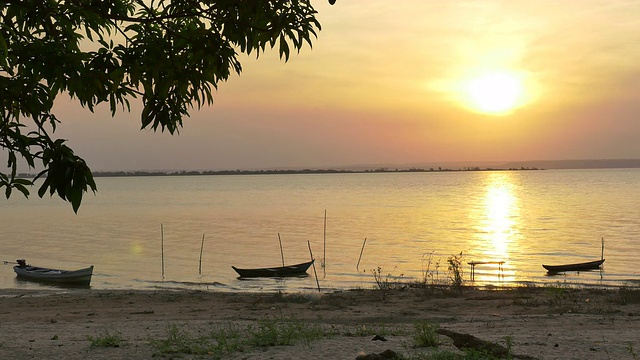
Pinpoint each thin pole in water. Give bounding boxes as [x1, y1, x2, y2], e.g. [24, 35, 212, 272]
[161, 223, 165, 279]
[601, 237, 605, 260]
[323, 209, 327, 269]
[356, 237, 367, 271]
[308, 240, 321, 293]
[199, 234, 205, 275]
[278, 233, 285, 267]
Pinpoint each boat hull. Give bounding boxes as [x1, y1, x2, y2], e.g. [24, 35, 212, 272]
[14, 265, 94, 285]
[232, 260, 314, 278]
[542, 259, 604, 273]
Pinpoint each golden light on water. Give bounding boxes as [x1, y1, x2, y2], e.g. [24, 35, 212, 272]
[470, 172, 521, 283]
[485, 183, 516, 256]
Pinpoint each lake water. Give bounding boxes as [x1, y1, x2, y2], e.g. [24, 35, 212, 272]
[1, 169, 639, 293]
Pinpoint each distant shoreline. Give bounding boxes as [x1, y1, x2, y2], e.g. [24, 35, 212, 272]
[15, 158, 640, 178]
[17, 166, 541, 178]
[87, 166, 541, 178]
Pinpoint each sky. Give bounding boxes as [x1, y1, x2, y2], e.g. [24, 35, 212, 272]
[50, 1, 640, 171]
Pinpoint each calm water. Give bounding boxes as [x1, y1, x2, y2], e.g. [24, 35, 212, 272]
[2, 169, 640, 292]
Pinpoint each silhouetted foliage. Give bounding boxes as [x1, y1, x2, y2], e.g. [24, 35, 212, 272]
[1, 1, 321, 212]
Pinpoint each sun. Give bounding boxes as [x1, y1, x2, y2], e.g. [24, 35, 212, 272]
[465, 71, 524, 115]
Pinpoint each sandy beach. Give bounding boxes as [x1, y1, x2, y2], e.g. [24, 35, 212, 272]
[1, 286, 639, 359]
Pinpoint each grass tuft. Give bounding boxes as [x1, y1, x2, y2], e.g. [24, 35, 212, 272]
[149, 317, 331, 357]
[413, 320, 439, 348]
[247, 317, 327, 347]
[87, 329, 123, 348]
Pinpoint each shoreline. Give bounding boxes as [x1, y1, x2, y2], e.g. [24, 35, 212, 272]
[1, 286, 639, 359]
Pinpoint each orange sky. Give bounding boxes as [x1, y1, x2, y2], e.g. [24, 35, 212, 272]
[52, 0, 640, 171]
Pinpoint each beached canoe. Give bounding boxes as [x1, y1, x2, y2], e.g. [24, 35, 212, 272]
[13, 260, 94, 285]
[542, 259, 605, 273]
[232, 260, 314, 278]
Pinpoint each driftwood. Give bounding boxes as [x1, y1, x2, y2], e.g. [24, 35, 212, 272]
[436, 328, 539, 360]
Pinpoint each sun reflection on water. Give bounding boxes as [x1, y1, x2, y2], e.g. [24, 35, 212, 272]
[470, 172, 521, 283]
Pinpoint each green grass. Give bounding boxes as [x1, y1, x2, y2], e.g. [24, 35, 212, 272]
[149, 323, 245, 357]
[347, 323, 407, 337]
[149, 317, 332, 358]
[247, 317, 328, 347]
[413, 320, 439, 348]
[150, 318, 420, 358]
[87, 329, 123, 348]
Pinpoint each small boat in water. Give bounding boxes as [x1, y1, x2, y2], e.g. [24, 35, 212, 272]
[13, 259, 94, 286]
[544, 237, 607, 274]
[542, 259, 605, 273]
[232, 260, 314, 278]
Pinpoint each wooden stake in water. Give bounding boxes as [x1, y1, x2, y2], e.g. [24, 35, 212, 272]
[278, 233, 285, 267]
[308, 240, 321, 293]
[356, 237, 367, 271]
[161, 223, 165, 279]
[199, 234, 205, 275]
[323, 209, 327, 269]
[601, 237, 605, 260]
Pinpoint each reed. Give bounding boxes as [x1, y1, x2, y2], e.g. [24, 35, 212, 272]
[447, 252, 464, 292]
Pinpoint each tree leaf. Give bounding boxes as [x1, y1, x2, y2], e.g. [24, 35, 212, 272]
[1, 0, 321, 212]
[14, 184, 30, 198]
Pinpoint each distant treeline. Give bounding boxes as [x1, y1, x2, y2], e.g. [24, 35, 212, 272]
[16, 166, 537, 178]
[16, 158, 640, 179]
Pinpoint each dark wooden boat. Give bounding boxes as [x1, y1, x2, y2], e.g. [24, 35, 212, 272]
[13, 259, 94, 285]
[542, 259, 605, 273]
[232, 260, 314, 278]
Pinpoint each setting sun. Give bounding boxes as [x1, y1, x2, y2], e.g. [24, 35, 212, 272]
[466, 71, 524, 115]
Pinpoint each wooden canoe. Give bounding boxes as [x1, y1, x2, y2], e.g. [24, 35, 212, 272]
[542, 259, 605, 273]
[13, 260, 94, 286]
[232, 260, 314, 278]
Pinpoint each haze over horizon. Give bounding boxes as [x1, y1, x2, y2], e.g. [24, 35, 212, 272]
[44, 1, 640, 172]
[78, 158, 640, 173]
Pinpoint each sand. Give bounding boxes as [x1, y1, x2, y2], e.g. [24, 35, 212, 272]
[0, 286, 639, 359]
